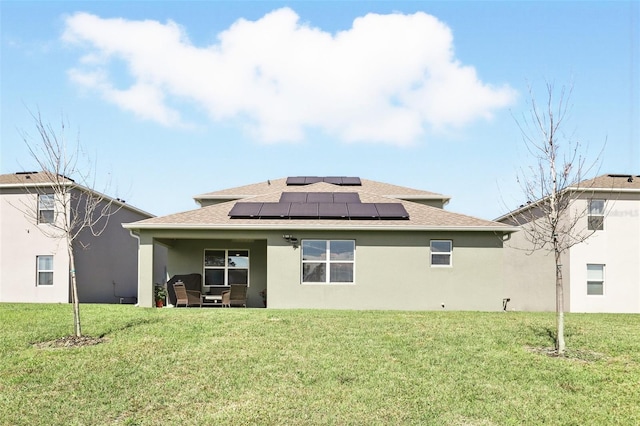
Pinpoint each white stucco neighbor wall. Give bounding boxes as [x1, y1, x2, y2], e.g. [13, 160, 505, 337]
[1, 185, 157, 304]
[0, 191, 71, 303]
[569, 198, 640, 313]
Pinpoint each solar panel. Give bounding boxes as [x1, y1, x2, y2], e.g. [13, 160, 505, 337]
[323, 176, 344, 185]
[289, 202, 319, 217]
[228, 203, 263, 218]
[347, 203, 379, 219]
[333, 192, 361, 203]
[319, 203, 348, 218]
[286, 176, 362, 186]
[307, 192, 334, 203]
[375, 203, 410, 219]
[258, 202, 291, 218]
[280, 192, 308, 202]
[304, 176, 324, 184]
[340, 177, 362, 186]
[231, 200, 407, 220]
[286, 177, 307, 185]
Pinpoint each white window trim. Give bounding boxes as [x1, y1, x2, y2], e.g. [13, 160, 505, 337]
[587, 199, 605, 231]
[38, 194, 55, 225]
[301, 240, 356, 284]
[430, 240, 453, 267]
[203, 249, 250, 287]
[586, 263, 605, 296]
[36, 255, 54, 286]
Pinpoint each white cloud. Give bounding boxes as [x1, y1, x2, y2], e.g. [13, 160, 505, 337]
[62, 8, 516, 145]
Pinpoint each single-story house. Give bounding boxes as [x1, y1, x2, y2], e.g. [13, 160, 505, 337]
[124, 176, 518, 309]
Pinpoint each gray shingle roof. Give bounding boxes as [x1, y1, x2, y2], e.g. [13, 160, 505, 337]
[0, 171, 154, 218]
[194, 177, 450, 202]
[0, 171, 74, 186]
[572, 174, 640, 191]
[495, 173, 640, 222]
[128, 178, 514, 232]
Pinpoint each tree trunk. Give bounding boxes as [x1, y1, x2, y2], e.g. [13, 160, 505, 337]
[68, 243, 82, 337]
[555, 249, 565, 355]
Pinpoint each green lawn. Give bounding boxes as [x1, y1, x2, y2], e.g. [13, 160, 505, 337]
[1, 304, 638, 425]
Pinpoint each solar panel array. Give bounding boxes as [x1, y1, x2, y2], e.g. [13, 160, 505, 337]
[229, 199, 409, 220]
[286, 176, 362, 186]
[280, 192, 361, 203]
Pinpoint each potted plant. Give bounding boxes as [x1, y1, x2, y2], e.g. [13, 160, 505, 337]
[154, 285, 167, 308]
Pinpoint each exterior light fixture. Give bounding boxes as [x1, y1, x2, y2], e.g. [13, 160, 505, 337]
[282, 235, 298, 248]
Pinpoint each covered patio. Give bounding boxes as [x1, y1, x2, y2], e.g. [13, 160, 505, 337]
[132, 230, 271, 308]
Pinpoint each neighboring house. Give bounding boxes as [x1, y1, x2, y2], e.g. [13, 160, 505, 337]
[0, 171, 165, 304]
[124, 176, 518, 309]
[497, 174, 640, 313]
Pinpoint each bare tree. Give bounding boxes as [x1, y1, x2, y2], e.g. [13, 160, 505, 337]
[17, 111, 120, 337]
[508, 83, 600, 355]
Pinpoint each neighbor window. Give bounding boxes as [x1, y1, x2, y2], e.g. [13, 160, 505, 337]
[38, 194, 55, 224]
[587, 264, 605, 295]
[430, 240, 452, 267]
[302, 240, 355, 283]
[36, 255, 54, 286]
[203, 249, 249, 287]
[588, 199, 605, 231]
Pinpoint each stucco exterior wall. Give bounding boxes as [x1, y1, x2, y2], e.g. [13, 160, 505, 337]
[136, 233, 155, 307]
[0, 190, 70, 302]
[72, 195, 154, 303]
[502, 227, 557, 311]
[569, 198, 640, 313]
[1, 186, 157, 304]
[501, 192, 640, 313]
[267, 230, 506, 311]
[135, 229, 506, 310]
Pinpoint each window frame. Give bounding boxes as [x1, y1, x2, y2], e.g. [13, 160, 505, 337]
[430, 240, 453, 267]
[301, 240, 356, 284]
[203, 249, 250, 288]
[587, 199, 605, 231]
[586, 264, 605, 296]
[38, 194, 55, 224]
[36, 255, 54, 286]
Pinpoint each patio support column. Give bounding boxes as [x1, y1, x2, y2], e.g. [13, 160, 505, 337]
[137, 233, 155, 308]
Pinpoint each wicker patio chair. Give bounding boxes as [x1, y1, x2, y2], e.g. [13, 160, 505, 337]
[173, 281, 202, 307]
[221, 284, 248, 307]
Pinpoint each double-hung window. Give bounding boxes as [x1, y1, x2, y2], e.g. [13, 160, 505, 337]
[588, 199, 605, 231]
[430, 240, 452, 267]
[203, 250, 249, 287]
[38, 194, 55, 224]
[587, 264, 605, 295]
[36, 255, 54, 286]
[302, 240, 355, 283]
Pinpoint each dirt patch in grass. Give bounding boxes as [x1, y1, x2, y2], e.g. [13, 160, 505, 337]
[34, 335, 107, 349]
[526, 346, 605, 362]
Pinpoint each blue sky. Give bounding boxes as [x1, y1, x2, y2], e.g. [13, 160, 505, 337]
[1, 1, 638, 220]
